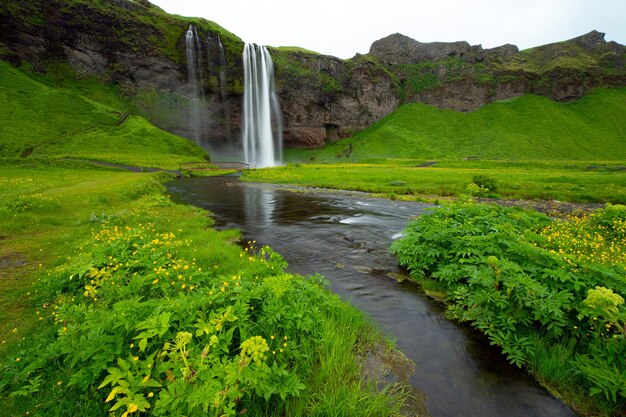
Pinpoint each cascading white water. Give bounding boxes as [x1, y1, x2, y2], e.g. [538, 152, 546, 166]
[185, 24, 207, 144]
[241, 43, 283, 168]
[217, 34, 231, 141]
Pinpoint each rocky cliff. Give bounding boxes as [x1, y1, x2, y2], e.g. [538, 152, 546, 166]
[272, 30, 625, 146]
[0, 0, 245, 151]
[368, 31, 626, 109]
[1, 0, 624, 151]
[270, 49, 399, 148]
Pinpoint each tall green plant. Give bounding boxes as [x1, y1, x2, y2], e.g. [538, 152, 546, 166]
[391, 203, 626, 413]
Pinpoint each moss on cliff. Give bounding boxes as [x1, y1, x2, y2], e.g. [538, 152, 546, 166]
[1, 0, 243, 65]
[270, 47, 345, 100]
[369, 31, 625, 107]
[393, 57, 498, 99]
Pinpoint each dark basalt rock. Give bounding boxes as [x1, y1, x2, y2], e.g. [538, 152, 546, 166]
[369, 33, 481, 65]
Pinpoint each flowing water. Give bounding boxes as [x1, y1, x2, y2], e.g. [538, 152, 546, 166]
[241, 44, 283, 168]
[185, 24, 208, 146]
[167, 176, 578, 417]
[217, 34, 232, 142]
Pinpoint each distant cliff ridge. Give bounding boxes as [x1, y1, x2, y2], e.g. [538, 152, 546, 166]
[273, 30, 625, 147]
[1, 0, 624, 149]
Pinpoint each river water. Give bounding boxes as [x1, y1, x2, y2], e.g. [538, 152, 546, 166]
[167, 176, 577, 417]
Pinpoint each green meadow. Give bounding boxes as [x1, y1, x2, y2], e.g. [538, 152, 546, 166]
[0, 61, 206, 169]
[242, 160, 626, 204]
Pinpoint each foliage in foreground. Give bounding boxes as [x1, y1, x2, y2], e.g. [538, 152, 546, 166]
[0, 183, 404, 417]
[391, 203, 626, 415]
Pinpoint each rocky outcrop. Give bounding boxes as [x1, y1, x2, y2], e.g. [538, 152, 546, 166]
[273, 50, 399, 147]
[369, 33, 481, 64]
[572, 30, 609, 49]
[480, 44, 519, 59]
[409, 76, 532, 112]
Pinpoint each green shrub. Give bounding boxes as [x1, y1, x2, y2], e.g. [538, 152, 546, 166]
[391, 203, 626, 412]
[472, 175, 497, 192]
[2, 217, 403, 416]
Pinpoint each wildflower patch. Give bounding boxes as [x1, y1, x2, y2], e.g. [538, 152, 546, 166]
[391, 203, 626, 412]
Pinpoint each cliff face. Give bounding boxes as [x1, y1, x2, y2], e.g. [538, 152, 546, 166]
[0, 0, 245, 148]
[271, 50, 399, 148]
[368, 31, 626, 111]
[272, 30, 625, 145]
[1, 0, 625, 150]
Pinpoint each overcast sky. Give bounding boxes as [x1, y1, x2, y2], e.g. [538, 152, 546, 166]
[149, 0, 625, 59]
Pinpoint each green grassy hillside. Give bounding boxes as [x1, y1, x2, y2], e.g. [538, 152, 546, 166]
[289, 88, 626, 162]
[0, 60, 207, 169]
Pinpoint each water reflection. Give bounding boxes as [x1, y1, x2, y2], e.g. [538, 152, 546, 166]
[167, 176, 577, 417]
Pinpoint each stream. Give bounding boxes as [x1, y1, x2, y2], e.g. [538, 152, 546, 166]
[167, 175, 578, 417]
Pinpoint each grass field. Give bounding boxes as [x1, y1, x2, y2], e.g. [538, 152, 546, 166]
[242, 160, 626, 204]
[0, 61, 207, 169]
[287, 88, 626, 162]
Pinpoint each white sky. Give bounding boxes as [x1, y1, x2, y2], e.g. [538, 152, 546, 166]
[149, 0, 626, 59]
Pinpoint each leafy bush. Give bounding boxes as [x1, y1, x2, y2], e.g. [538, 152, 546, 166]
[465, 182, 488, 197]
[391, 203, 626, 412]
[3, 219, 397, 416]
[472, 175, 497, 192]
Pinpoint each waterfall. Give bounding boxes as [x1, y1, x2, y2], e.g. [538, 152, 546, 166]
[185, 24, 207, 145]
[241, 43, 283, 168]
[217, 35, 232, 141]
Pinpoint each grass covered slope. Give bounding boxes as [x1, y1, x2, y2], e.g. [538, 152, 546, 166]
[290, 88, 626, 162]
[0, 60, 207, 169]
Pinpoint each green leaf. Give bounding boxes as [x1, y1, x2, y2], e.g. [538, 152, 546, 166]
[117, 358, 130, 371]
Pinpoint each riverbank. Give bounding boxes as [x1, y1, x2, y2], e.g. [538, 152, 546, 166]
[234, 178, 607, 217]
[0, 159, 418, 416]
[240, 160, 626, 204]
